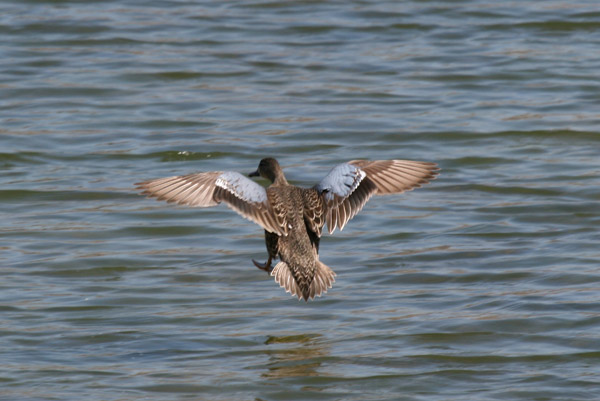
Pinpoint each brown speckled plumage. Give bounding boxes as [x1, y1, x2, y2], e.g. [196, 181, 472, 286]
[136, 157, 439, 301]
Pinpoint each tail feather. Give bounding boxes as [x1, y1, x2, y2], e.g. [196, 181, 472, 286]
[271, 261, 302, 300]
[271, 260, 336, 301]
[309, 260, 336, 300]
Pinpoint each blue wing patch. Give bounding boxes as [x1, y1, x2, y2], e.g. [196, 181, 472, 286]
[216, 171, 268, 204]
[315, 162, 366, 202]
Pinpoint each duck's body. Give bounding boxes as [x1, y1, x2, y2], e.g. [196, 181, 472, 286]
[259, 184, 334, 300]
[136, 157, 438, 301]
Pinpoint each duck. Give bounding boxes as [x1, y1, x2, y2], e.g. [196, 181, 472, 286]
[136, 158, 439, 301]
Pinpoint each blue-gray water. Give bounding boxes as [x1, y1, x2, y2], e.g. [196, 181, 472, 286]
[2, 1, 600, 400]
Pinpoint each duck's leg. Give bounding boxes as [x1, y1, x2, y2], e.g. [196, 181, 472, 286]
[253, 256, 273, 273]
[253, 230, 279, 274]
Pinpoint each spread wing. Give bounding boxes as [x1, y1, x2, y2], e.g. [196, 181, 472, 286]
[314, 159, 439, 234]
[136, 171, 284, 235]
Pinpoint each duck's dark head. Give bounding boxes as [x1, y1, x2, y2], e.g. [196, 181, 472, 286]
[249, 158, 286, 184]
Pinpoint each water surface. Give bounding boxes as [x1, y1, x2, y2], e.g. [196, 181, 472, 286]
[1, 1, 600, 400]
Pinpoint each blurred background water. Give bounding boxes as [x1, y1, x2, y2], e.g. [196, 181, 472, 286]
[1, 1, 600, 400]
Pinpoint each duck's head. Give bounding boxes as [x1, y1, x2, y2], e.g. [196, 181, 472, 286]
[249, 158, 285, 184]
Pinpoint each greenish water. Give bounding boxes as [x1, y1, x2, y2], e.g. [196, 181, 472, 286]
[1, 1, 600, 400]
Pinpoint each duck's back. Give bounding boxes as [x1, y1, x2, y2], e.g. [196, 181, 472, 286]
[267, 185, 318, 294]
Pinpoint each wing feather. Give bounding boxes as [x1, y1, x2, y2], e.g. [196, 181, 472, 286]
[315, 159, 439, 234]
[350, 160, 439, 195]
[136, 171, 283, 235]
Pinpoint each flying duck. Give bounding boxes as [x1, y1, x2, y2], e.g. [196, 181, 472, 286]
[136, 158, 439, 301]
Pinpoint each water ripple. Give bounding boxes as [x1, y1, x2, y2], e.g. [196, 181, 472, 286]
[1, 0, 600, 400]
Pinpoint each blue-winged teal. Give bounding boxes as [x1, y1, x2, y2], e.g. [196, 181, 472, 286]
[136, 158, 439, 301]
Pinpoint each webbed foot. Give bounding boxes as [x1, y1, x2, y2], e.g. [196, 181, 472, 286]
[253, 257, 273, 273]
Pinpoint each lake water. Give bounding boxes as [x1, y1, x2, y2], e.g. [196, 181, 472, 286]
[1, 1, 600, 400]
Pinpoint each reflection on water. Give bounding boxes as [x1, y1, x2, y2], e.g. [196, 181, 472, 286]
[261, 334, 327, 379]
